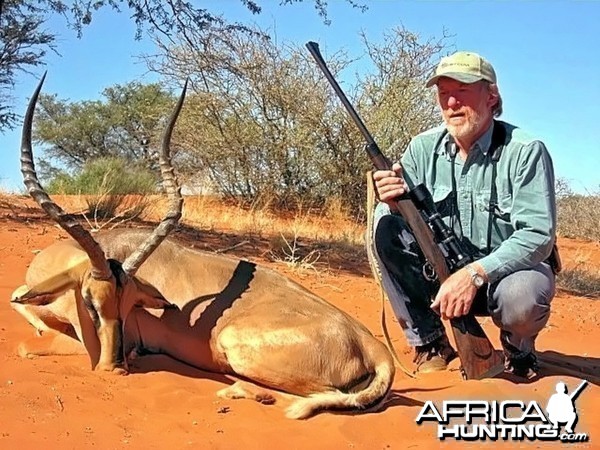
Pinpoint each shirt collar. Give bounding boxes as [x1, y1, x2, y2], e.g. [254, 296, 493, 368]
[436, 121, 495, 158]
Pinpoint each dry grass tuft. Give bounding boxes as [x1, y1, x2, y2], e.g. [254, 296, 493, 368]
[0, 191, 29, 217]
[82, 194, 153, 231]
[269, 232, 322, 274]
[557, 266, 600, 298]
[178, 195, 365, 247]
[3, 190, 599, 297]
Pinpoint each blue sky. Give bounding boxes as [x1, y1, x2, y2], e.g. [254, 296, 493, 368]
[1, 0, 598, 193]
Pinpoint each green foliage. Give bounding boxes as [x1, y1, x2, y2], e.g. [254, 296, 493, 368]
[34, 82, 176, 174]
[150, 24, 449, 213]
[46, 156, 157, 195]
[2, 0, 358, 131]
[46, 156, 157, 218]
[356, 27, 450, 155]
[26, 0, 351, 40]
[152, 28, 357, 207]
[6, 2, 445, 214]
[0, 0, 55, 131]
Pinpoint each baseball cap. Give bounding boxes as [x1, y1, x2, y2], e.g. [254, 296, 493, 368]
[425, 51, 497, 87]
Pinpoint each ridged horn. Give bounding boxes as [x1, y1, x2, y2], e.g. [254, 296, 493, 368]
[121, 79, 188, 275]
[21, 72, 112, 280]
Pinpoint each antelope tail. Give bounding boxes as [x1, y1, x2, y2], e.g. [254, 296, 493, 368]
[285, 347, 395, 419]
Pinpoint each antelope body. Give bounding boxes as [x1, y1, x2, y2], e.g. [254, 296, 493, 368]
[14, 229, 395, 418]
[10, 75, 395, 419]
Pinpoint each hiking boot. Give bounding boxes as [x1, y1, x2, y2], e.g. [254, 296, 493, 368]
[504, 351, 539, 380]
[501, 336, 539, 379]
[413, 334, 457, 373]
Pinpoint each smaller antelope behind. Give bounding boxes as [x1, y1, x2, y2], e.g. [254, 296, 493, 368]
[11, 77, 396, 419]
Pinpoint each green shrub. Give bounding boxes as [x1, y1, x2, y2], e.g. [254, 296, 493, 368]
[47, 157, 157, 194]
[46, 157, 158, 219]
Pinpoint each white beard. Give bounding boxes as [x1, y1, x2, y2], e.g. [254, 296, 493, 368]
[446, 113, 486, 143]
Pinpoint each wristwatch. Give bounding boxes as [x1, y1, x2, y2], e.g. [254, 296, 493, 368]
[466, 265, 485, 289]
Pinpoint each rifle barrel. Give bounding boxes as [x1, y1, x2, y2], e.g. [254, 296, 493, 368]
[569, 380, 588, 401]
[306, 42, 382, 158]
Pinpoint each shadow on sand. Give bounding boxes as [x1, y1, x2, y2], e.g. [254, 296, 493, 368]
[493, 350, 600, 386]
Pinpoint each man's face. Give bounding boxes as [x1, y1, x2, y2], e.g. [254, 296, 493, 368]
[436, 77, 496, 144]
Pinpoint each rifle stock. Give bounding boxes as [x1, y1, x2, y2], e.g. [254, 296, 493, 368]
[306, 41, 504, 380]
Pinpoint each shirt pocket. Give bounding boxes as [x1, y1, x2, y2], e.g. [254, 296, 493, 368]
[475, 189, 513, 242]
[431, 186, 454, 218]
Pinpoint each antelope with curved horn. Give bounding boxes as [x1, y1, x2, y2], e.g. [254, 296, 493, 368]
[12, 78, 396, 419]
[11, 74, 187, 373]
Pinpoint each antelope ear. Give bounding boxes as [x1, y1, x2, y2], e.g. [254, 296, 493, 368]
[11, 273, 78, 305]
[134, 277, 173, 309]
[119, 276, 174, 319]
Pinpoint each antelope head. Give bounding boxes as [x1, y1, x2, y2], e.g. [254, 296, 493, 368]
[13, 73, 188, 373]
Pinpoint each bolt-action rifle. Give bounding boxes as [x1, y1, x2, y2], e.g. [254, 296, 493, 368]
[306, 41, 504, 380]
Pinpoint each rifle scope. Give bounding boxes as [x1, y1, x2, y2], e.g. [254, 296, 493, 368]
[409, 184, 472, 271]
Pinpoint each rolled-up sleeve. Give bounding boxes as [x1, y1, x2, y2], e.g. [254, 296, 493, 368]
[478, 140, 556, 283]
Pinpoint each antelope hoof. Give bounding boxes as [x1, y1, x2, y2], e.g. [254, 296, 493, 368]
[217, 381, 276, 405]
[95, 362, 129, 376]
[17, 342, 38, 359]
[112, 366, 129, 376]
[11, 285, 29, 302]
[256, 392, 276, 405]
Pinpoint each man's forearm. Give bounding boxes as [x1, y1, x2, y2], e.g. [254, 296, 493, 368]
[477, 231, 554, 283]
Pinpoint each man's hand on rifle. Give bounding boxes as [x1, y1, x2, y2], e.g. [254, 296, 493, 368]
[431, 268, 477, 320]
[431, 263, 488, 320]
[373, 163, 408, 204]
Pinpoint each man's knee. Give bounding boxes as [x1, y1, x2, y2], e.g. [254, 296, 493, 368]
[490, 264, 555, 332]
[374, 215, 401, 257]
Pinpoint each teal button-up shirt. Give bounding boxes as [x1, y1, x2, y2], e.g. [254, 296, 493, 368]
[399, 120, 556, 284]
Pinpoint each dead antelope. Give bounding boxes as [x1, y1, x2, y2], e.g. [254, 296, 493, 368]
[11, 78, 395, 419]
[12, 73, 186, 373]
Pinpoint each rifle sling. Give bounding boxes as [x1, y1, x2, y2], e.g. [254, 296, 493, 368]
[486, 122, 507, 254]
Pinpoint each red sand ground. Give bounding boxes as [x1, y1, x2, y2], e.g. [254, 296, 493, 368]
[0, 196, 598, 449]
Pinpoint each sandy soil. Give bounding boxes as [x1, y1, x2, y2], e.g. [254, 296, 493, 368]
[1, 196, 598, 449]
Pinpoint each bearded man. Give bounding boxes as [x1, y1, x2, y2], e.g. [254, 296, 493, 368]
[370, 51, 557, 379]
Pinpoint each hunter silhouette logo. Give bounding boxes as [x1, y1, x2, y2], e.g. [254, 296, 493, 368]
[415, 379, 590, 442]
[546, 380, 588, 434]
